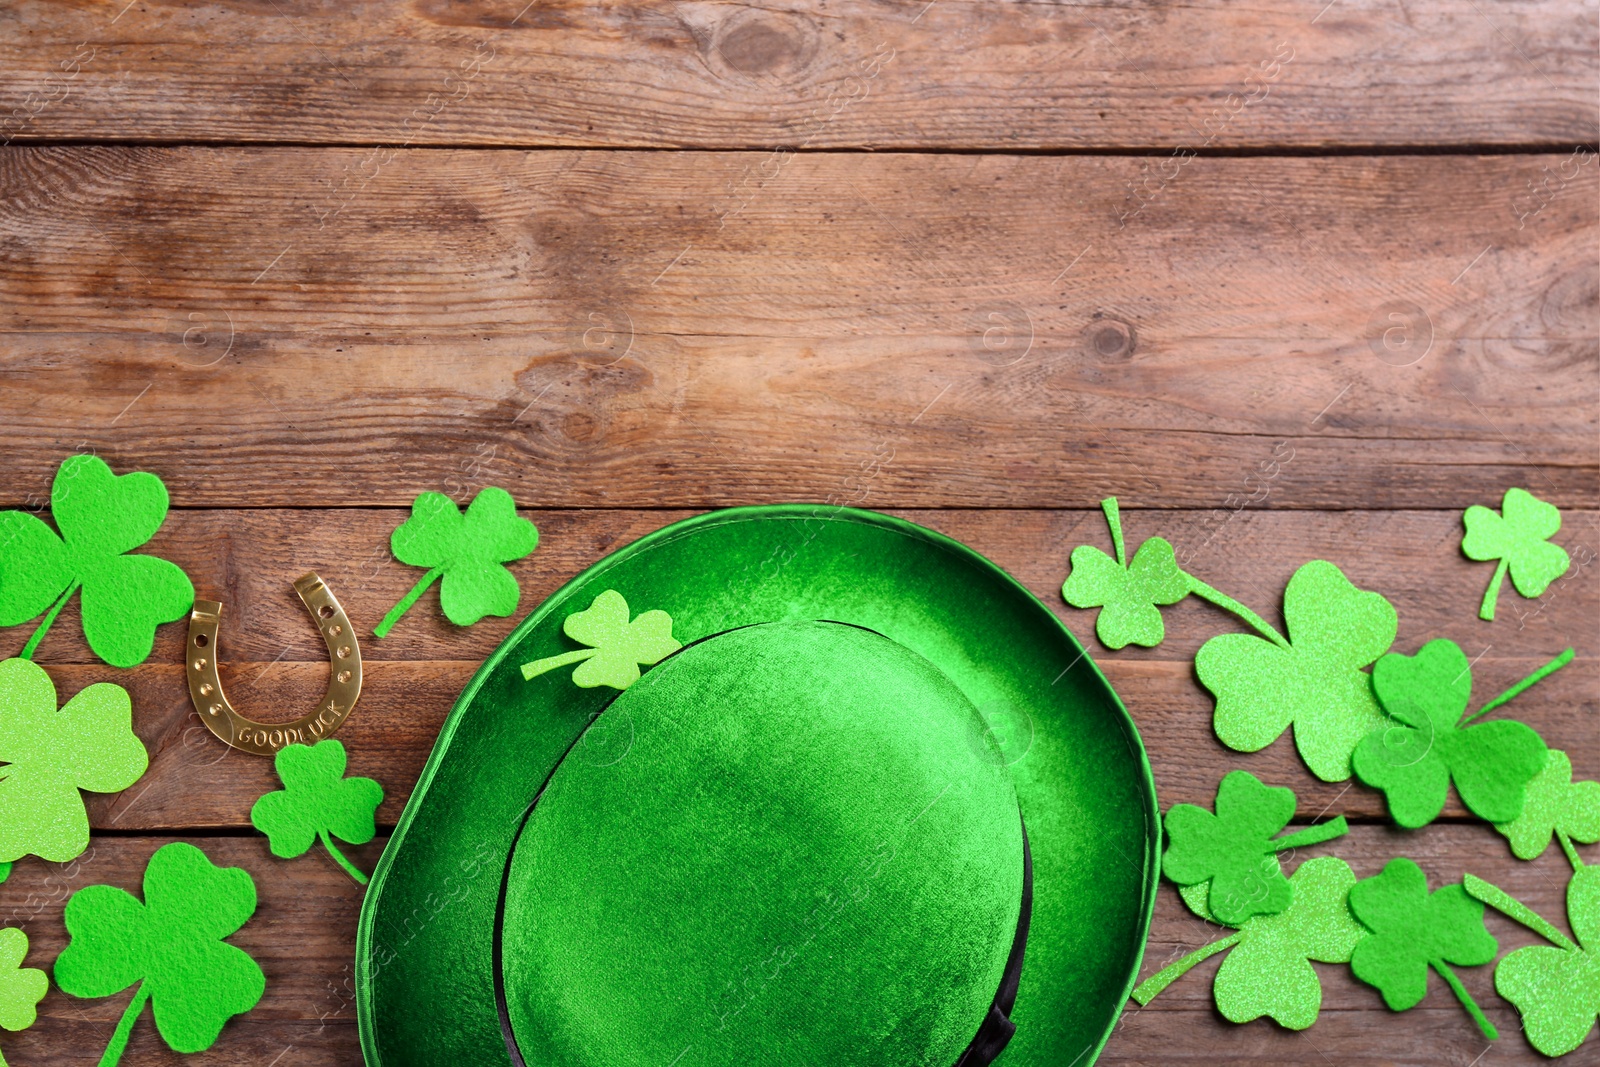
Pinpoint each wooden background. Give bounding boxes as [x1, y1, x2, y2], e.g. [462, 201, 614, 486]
[1, 0, 1596, 1063]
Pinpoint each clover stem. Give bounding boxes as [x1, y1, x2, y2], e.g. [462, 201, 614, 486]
[1462, 873, 1575, 951]
[1128, 931, 1242, 1005]
[1478, 558, 1510, 621]
[520, 647, 596, 682]
[1464, 647, 1575, 724]
[98, 982, 151, 1067]
[1557, 830, 1583, 873]
[1182, 578, 1291, 649]
[319, 829, 369, 886]
[1100, 497, 1127, 567]
[373, 567, 444, 639]
[1272, 816, 1349, 852]
[19, 580, 79, 660]
[1430, 960, 1498, 1041]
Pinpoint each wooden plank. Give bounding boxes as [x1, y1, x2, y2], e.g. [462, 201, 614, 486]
[0, 0, 1593, 148]
[0, 149, 1595, 509]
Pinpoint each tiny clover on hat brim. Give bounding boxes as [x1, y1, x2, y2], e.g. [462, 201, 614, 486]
[373, 488, 538, 638]
[1351, 639, 1567, 828]
[1348, 857, 1499, 1041]
[0, 455, 194, 667]
[1161, 770, 1347, 925]
[0, 927, 48, 1067]
[1132, 856, 1365, 1030]
[519, 589, 680, 689]
[1462, 488, 1570, 621]
[0, 657, 147, 865]
[1496, 750, 1600, 863]
[251, 739, 383, 885]
[53, 842, 265, 1067]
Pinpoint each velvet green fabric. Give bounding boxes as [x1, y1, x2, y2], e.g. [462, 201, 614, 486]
[358, 506, 1158, 1067]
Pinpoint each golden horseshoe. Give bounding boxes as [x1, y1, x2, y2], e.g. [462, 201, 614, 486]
[186, 572, 364, 755]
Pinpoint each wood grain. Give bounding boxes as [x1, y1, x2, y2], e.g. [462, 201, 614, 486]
[0, 0, 1593, 149]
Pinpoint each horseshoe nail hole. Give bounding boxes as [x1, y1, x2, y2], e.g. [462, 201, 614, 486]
[207, 704, 222, 716]
[199, 683, 214, 696]
[338, 645, 352, 658]
[318, 605, 336, 619]
[193, 633, 210, 648]
[192, 658, 207, 671]
[327, 623, 343, 637]
[337, 670, 352, 683]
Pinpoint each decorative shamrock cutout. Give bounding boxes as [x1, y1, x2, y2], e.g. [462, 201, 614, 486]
[373, 487, 539, 638]
[250, 739, 383, 885]
[1162, 770, 1348, 924]
[1352, 640, 1561, 828]
[521, 589, 681, 690]
[0, 455, 194, 666]
[1462, 487, 1570, 621]
[1467, 865, 1600, 1058]
[1062, 497, 1191, 648]
[54, 842, 265, 1066]
[1496, 749, 1600, 863]
[0, 657, 147, 864]
[1348, 857, 1499, 1040]
[1197, 560, 1398, 782]
[0, 927, 47, 1067]
[1133, 857, 1366, 1030]
[0, 864, 7, 885]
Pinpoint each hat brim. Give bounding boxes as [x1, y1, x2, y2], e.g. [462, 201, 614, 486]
[357, 505, 1159, 1067]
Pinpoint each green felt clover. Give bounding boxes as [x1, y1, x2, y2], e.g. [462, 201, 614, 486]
[1134, 857, 1365, 1030]
[0, 657, 147, 864]
[1352, 639, 1560, 828]
[1496, 749, 1600, 864]
[54, 842, 265, 1067]
[373, 487, 539, 638]
[0, 927, 47, 1067]
[250, 739, 383, 886]
[0, 455, 194, 667]
[1463, 487, 1570, 621]
[1348, 857, 1499, 1040]
[1196, 560, 1398, 782]
[1467, 865, 1600, 1058]
[521, 589, 681, 690]
[1162, 770, 1348, 925]
[1062, 498, 1191, 649]
[0, 864, 7, 885]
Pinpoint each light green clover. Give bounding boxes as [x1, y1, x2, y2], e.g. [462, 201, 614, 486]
[1462, 487, 1570, 621]
[0, 927, 47, 1067]
[250, 739, 383, 885]
[1062, 498, 1191, 649]
[1495, 749, 1600, 863]
[520, 589, 681, 690]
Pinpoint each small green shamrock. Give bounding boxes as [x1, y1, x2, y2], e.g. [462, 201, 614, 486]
[1352, 639, 1551, 828]
[0, 927, 47, 1067]
[373, 487, 539, 638]
[54, 842, 265, 1067]
[0, 657, 147, 863]
[1462, 487, 1570, 621]
[1134, 857, 1366, 1030]
[1062, 497, 1192, 649]
[1495, 749, 1600, 863]
[1162, 770, 1347, 925]
[1196, 560, 1398, 782]
[1348, 857, 1499, 1040]
[520, 589, 681, 690]
[0, 455, 194, 666]
[1467, 865, 1600, 1058]
[250, 739, 383, 886]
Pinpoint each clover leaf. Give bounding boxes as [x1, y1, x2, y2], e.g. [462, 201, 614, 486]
[0, 927, 47, 1067]
[373, 487, 539, 638]
[1196, 560, 1398, 782]
[0, 657, 147, 864]
[1133, 857, 1365, 1030]
[1348, 857, 1499, 1040]
[1162, 770, 1348, 925]
[520, 589, 681, 690]
[54, 842, 265, 1066]
[1463, 487, 1570, 621]
[1495, 749, 1600, 863]
[250, 739, 383, 886]
[1062, 497, 1192, 649]
[1352, 639, 1553, 828]
[0, 455, 194, 666]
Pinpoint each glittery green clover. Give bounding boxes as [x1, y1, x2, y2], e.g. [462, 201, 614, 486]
[0, 455, 194, 667]
[374, 487, 539, 638]
[1352, 640, 1565, 828]
[1196, 560, 1398, 782]
[520, 590, 681, 690]
[0, 657, 148, 864]
[1133, 857, 1365, 1030]
[1062, 498, 1191, 648]
[1462, 487, 1570, 621]
[1495, 749, 1600, 863]
[53, 842, 266, 1067]
[250, 739, 383, 886]
[1162, 770, 1348, 925]
[0, 927, 47, 1067]
[1467, 864, 1600, 1058]
[1348, 857, 1499, 1040]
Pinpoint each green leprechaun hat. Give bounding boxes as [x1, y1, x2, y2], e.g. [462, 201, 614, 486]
[357, 506, 1158, 1067]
